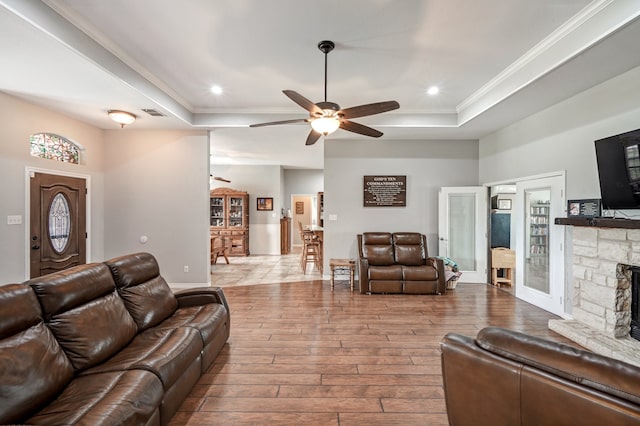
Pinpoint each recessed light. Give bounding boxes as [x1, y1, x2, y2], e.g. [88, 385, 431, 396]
[427, 86, 439, 96]
[211, 85, 223, 95]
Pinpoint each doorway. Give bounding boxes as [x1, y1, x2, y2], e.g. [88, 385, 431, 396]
[291, 194, 317, 248]
[28, 170, 87, 278]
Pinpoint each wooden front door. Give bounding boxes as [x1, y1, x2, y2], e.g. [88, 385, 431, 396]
[30, 172, 87, 278]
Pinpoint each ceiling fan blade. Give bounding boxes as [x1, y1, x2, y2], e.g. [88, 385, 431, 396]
[305, 129, 322, 146]
[250, 118, 308, 128]
[339, 120, 383, 138]
[339, 100, 399, 119]
[283, 90, 323, 116]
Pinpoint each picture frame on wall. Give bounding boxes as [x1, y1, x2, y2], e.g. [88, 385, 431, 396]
[295, 201, 304, 214]
[257, 197, 273, 211]
[497, 199, 511, 210]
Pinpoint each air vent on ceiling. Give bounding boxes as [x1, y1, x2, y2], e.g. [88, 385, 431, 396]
[141, 108, 165, 117]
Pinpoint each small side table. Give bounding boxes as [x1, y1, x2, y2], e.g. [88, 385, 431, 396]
[329, 258, 356, 291]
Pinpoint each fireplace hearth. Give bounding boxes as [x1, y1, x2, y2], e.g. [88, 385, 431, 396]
[548, 224, 640, 367]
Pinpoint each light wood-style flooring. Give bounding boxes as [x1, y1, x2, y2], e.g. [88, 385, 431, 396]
[169, 276, 575, 425]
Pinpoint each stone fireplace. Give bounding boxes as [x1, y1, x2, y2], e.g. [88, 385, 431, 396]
[549, 222, 640, 367]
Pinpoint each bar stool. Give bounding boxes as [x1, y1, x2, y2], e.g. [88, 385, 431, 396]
[301, 230, 322, 274]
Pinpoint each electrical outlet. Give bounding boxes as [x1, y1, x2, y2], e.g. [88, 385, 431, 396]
[7, 215, 22, 225]
[183, 265, 189, 273]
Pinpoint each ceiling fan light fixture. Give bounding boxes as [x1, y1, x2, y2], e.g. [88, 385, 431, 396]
[311, 116, 340, 135]
[108, 110, 136, 128]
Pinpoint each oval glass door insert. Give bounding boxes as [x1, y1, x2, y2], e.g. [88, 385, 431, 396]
[49, 193, 71, 253]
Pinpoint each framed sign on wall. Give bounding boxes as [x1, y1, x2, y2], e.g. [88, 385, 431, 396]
[363, 175, 407, 207]
[295, 201, 304, 214]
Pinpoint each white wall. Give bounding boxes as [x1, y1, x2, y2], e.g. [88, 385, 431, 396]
[479, 64, 640, 315]
[103, 130, 210, 284]
[210, 164, 283, 255]
[324, 138, 479, 271]
[0, 92, 105, 283]
[480, 65, 640, 200]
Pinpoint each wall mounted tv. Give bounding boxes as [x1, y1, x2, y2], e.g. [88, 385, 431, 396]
[595, 128, 640, 210]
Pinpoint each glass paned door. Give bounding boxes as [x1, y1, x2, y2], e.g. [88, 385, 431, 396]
[229, 196, 244, 228]
[515, 175, 565, 316]
[438, 186, 488, 283]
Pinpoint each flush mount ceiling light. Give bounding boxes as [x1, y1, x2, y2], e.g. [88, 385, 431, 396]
[427, 86, 440, 96]
[108, 110, 136, 128]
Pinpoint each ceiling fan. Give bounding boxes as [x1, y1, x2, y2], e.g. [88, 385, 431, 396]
[250, 40, 400, 146]
[210, 174, 231, 183]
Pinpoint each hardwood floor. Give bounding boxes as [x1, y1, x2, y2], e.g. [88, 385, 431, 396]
[169, 280, 574, 425]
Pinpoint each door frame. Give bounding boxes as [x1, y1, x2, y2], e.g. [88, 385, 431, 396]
[24, 167, 92, 280]
[486, 171, 566, 316]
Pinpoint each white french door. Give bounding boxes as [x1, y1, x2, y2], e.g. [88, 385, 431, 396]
[438, 187, 488, 283]
[515, 175, 565, 316]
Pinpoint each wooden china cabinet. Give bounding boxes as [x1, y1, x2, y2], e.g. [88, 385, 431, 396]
[210, 187, 249, 256]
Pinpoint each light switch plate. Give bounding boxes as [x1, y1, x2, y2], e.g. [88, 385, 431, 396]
[329, 214, 338, 221]
[7, 215, 22, 225]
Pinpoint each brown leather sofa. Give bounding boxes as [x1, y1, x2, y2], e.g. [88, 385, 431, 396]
[0, 252, 230, 426]
[441, 327, 640, 425]
[357, 232, 446, 294]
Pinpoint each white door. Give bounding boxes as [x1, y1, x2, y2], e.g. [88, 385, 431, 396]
[515, 176, 565, 315]
[438, 187, 488, 283]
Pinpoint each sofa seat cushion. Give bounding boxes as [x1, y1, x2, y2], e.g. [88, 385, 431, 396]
[82, 326, 202, 390]
[368, 265, 402, 280]
[156, 304, 228, 348]
[0, 284, 74, 425]
[402, 265, 438, 281]
[28, 370, 163, 426]
[369, 281, 403, 294]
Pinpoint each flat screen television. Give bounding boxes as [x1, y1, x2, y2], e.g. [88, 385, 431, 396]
[595, 128, 640, 210]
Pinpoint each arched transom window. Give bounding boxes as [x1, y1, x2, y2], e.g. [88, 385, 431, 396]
[30, 133, 80, 164]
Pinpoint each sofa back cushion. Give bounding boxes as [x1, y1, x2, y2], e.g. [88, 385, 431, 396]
[105, 252, 178, 331]
[28, 263, 138, 372]
[0, 284, 74, 424]
[361, 232, 395, 266]
[393, 233, 425, 266]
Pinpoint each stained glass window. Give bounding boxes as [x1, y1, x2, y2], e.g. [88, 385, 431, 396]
[49, 193, 71, 253]
[30, 133, 80, 164]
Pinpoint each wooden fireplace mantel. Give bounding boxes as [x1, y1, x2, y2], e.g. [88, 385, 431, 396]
[555, 217, 640, 229]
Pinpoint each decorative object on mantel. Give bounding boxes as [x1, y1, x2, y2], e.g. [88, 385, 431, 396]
[567, 198, 601, 218]
[363, 175, 406, 207]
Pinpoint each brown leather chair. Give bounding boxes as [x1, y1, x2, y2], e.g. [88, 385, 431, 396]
[441, 327, 640, 425]
[357, 232, 445, 294]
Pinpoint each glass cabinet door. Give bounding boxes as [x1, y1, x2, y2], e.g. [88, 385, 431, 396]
[229, 196, 244, 228]
[210, 196, 225, 227]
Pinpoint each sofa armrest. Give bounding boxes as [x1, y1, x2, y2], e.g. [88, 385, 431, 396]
[441, 328, 640, 425]
[427, 257, 446, 294]
[476, 327, 640, 405]
[356, 234, 369, 294]
[175, 287, 230, 331]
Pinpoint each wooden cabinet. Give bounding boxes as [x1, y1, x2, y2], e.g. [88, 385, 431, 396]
[210, 188, 249, 257]
[317, 192, 324, 227]
[280, 217, 291, 254]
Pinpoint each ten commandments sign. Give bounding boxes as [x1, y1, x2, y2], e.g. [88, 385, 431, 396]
[363, 175, 406, 207]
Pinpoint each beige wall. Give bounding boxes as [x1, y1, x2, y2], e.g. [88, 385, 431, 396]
[0, 92, 105, 282]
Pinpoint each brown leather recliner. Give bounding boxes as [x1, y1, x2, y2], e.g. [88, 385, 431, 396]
[441, 327, 640, 425]
[357, 232, 446, 294]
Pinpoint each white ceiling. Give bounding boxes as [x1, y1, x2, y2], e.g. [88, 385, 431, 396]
[1, 0, 640, 169]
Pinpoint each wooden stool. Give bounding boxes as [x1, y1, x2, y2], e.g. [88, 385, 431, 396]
[330, 258, 355, 291]
[491, 248, 515, 287]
